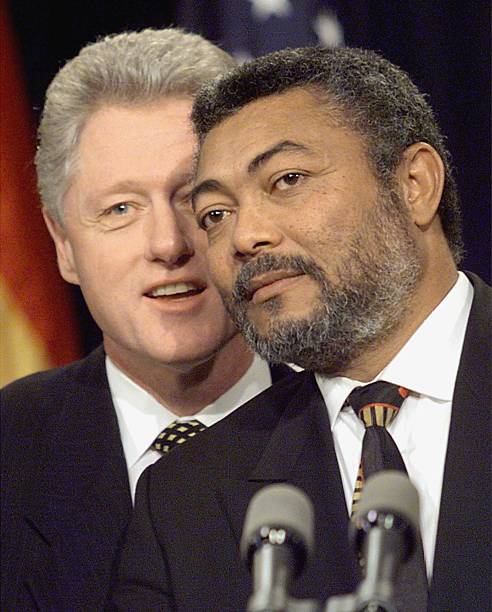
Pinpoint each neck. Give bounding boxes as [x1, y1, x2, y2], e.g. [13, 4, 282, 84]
[339, 262, 459, 382]
[106, 334, 255, 417]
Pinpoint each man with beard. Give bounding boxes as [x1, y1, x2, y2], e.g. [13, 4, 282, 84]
[111, 48, 490, 611]
[0, 29, 292, 611]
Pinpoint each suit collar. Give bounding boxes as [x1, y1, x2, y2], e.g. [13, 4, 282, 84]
[248, 372, 321, 481]
[270, 361, 294, 383]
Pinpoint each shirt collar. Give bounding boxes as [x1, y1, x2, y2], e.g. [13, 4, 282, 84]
[107, 354, 273, 469]
[316, 272, 473, 429]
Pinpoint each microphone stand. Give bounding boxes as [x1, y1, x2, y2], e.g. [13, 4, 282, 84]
[323, 592, 395, 612]
[247, 543, 321, 612]
[276, 590, 395, 612]
[285, 598, 322, 612]
[285, 589, 396, 612]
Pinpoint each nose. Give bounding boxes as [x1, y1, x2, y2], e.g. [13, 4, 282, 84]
[232, 201, 283, 260]
[144, 203, 194, 267]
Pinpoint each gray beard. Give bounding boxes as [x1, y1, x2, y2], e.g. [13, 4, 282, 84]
[222, 189, 423, 375]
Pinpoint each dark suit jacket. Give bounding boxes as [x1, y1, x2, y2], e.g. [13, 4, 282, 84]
[1, 346, 290, 611]
[112, 273, 491, 612]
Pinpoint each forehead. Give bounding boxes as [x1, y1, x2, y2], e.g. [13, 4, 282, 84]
[71, 98, 195, 186]
[196, 87, 358, 174]
[79, 97, 195, 153]
[63, 98, 197, 214]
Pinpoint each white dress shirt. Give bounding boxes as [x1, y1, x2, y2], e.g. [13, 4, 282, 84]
[107, 354, 273, 501]
[315, 272, 473, 578]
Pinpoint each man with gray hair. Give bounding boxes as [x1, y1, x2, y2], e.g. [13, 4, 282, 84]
[1, 28, 290, 611]
[112, 46, 490, 611]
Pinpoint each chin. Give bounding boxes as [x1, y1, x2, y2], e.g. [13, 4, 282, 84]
[158, 352, 221, 373]
[157, 337, 233, 368]
[251, 311, 311, 338]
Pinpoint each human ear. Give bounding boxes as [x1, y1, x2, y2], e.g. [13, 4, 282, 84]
[42, 210, 80, 285]
[396, 142, 445, 228]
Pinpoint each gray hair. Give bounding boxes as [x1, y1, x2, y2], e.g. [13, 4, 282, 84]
[192, 46, 463, 263]
[36, 28, 235, 224]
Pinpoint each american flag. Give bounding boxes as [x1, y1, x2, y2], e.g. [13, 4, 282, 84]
[175, 0, 361, 60]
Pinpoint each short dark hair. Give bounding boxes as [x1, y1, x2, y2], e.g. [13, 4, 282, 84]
[192, 46, 463, 262]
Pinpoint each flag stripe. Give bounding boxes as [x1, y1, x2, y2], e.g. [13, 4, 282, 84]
[0, 281, 51, 385]
[0, 4, 81, 384]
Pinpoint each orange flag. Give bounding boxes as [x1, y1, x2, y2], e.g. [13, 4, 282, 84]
[0, 2, 81, 386]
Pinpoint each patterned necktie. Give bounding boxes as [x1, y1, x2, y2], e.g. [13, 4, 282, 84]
[348, 381, 409, 514]
[346, 381, 428, 612]
[152, 419, 207, 454]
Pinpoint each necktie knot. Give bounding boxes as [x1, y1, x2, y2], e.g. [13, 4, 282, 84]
[152, 419, 207, 454]
[347, 381, 409, 429]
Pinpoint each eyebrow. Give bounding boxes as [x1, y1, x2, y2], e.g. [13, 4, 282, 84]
[90, 170, 196, 201]
[96, 180, 144, 195]
[247, 140, 310, 174]
[191, 140, 309, 210]
[191, 179, 224, 210]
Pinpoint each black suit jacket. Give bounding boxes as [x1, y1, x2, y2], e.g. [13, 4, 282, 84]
[1, 346, 290, 611]
[112, 273, 491, 612]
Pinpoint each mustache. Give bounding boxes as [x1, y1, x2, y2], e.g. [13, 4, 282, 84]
[232, 253, 326, 302]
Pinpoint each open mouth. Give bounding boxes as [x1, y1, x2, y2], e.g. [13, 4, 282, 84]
[145, 282, 206, 300]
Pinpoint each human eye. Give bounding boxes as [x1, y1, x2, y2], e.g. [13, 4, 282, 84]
[106, 202, 133, 216]
[197, 208, 232, 231]
[273, 172, 306, 191]
[98, 201, 139, 230]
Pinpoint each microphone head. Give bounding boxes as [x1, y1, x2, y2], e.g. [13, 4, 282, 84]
[240, 484, 314, 574]
[353, 470, 420, 531]
[351, 471, 421, 557]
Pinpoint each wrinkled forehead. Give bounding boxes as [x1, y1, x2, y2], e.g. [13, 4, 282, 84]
[195, 87, 338, 171]
[196, 83, 343, 144]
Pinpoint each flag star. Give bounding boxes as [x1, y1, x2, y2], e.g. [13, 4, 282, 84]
[312, 9, 344, 48]
[249, 0, 293, 21]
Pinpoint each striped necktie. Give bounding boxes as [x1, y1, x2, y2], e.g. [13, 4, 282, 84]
[347, 381, 408, 514]
[346, 381, 428, 612]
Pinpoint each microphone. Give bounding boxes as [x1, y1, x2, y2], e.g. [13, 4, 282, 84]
[240, 484, 315, 612]
[348, 470, 421, 612]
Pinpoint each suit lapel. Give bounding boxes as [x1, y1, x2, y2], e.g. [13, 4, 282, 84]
[215, 372, 359, 603]
[429, 274, 491, 611]
[215, 372, 321, 538]
[24, 348, 132, 609]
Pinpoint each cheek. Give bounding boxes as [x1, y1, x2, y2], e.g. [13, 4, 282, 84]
[190, 223, 209, 255]
[292, 199, 358, 251]
[70, 238, 128, 289]
[207, 246, 232, 289]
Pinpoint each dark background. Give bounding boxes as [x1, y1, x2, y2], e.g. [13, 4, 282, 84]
[9, 0, 491, 355]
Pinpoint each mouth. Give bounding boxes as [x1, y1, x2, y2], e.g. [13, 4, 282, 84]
[248, 271, 304, 304]
[144, 282, 206, 300]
